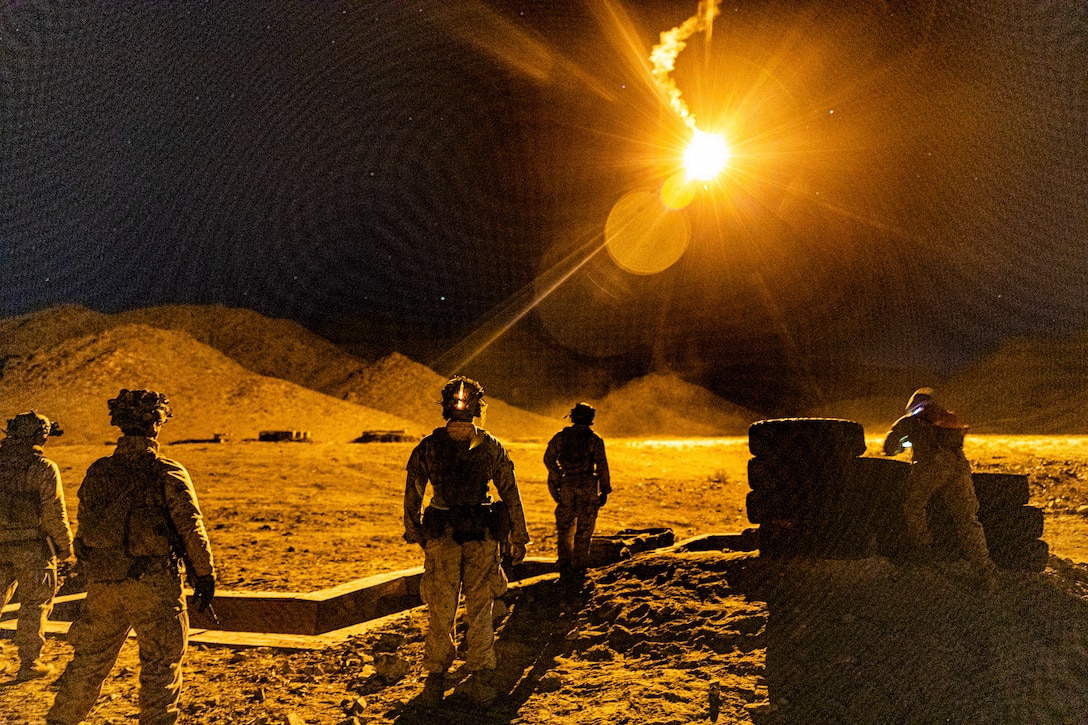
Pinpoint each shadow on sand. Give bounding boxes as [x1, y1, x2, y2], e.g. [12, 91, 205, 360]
[727, 554, 1088, 723]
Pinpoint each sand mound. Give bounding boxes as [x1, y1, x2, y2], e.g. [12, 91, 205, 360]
[2, 305, 561, 440]
[558, 373, 758, 438]
[0, 303, 369, 391]
[0, 323, 422, 444]
[802, 395, 906, 435]
[802, 333, 1088, 434]
[331, 352, 560, 441]
[944, 333, 1088, 433]
[499, 550, 1088, 724]
[0, 304, 112, 355]
[114, 304, 367, 393]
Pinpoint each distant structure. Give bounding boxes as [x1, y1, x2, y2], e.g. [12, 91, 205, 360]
[258, 430, 311, 442]
[355, 430, 417, 443]
[171, 433, 231, 445]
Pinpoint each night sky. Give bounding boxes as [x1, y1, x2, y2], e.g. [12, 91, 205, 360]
[2, 1, 1085, 407]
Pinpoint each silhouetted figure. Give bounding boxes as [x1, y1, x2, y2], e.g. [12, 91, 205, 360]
[883, 388, 997, 585]
[48, 390, 215, 725]
[0, 412, 73, 681]
[544, 402, 610, 581]
[403, 376, 530, 708]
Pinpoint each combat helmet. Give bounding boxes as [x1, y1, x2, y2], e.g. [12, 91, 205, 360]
[4, 411, 63, 440]
[441, 376, 484, 422]
[569, 402, 596, 426]
[108, 389, 173, 432]
[906, 388, 935, 414]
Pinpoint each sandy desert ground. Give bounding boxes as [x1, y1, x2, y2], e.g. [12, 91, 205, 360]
[3, 434, 1088, 724]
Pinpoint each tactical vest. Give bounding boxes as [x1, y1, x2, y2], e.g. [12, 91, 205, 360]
[428, 430, 492, 507]
[558, 428, 595, 476]
[0, 447, 43, 535]
[79, 453, 178, 559]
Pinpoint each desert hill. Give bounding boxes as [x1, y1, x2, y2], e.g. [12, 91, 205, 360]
[1, 305, 756, 440]
[942, 333, 1088, 434]
[328, 350, 561, 441]
[6, 303, 1085, 437]
[0, 305, 562, 441]
[0, 323, 423, 444]
[552, 372, 757, 438]
[0, 303, 385, 397]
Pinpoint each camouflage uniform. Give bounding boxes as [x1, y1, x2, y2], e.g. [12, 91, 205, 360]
[404, 421, 529, 676]
[544, 417, 610, 574]
[49, 391, 215, 725]
[884, 390, 993, 573]
[0, 414, 74, 679]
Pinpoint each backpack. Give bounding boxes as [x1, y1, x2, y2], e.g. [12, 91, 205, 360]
[559, 428, 595, 475]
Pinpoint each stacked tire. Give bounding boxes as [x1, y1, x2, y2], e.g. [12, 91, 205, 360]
[746, 418, 871, 559]
[745, 419, 1048, 570]
[846, 457, 912, 559]
[848, 462, 1047, 572]
[970, 473, 1047, 572]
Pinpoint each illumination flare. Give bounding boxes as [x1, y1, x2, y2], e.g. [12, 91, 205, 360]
[684, 128, 730, 181]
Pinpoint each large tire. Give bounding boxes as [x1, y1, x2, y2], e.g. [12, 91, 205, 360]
[756, 520, 809, 558]
[747, 456, 793, 493]
[980, 505, 1044, 547]
[747, 455, 855, 494]
[748, 418, 867, 459]
[746, 489, 806, 525]
[845, 457, 912, 559]
[972, 472, 1030, 513]
[990, 538, 1049, 572]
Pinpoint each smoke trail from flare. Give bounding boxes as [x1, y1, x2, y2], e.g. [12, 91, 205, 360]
[649, 0, 722, 130]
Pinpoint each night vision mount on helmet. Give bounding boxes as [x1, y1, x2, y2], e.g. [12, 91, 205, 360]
[4, 411, 63, 439]
[441, 376, 485, 421]
[569, 402, 596, 426]
[108, 389, 173, 431]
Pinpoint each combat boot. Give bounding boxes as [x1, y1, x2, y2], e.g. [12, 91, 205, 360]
[459, 667, 499, 708]
[419, 671, 446, 708]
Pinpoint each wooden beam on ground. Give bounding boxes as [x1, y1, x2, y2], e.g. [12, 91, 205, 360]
[2, 529, 686, 640]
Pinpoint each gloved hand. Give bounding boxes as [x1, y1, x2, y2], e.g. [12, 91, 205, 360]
[193, 575, 215, 613]
[547, 473, 561, 504]
[73, 537, 88, 562]
[509, 542, 527, 565]
[404, 527, 424, 547]
[597, 492, 608, 508]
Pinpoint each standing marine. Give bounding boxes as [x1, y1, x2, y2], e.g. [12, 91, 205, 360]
[0, 412, 74, 681]
[48, 389, 216, 725]
[544, 402, 610, 581]
[883, 388, 997, 584]
[403, 376, 530, 709]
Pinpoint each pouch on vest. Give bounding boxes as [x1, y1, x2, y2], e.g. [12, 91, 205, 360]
[0, 491, 41, 531]
[431, 432, 491, 506]
[79, 456, 179, 568]
[82, 546, 136, 582]
[450, 504, 492, 544]
[560, 430, 594, 475]
[490, 499, 511, 544]
[423, 505, 493, 544]
[0, 455, 42, 531]
[422, 507, 447, 541]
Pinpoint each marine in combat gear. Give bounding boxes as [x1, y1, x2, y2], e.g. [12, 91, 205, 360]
[0, 412, 74, 682]
[48, 390, 216, 725]
[403, 376, 530, 708]
[883, 388, 997, 583]
[544, 402, 611, 580]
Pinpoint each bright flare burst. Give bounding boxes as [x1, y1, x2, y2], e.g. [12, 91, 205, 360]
[684, 128, 730, 181]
